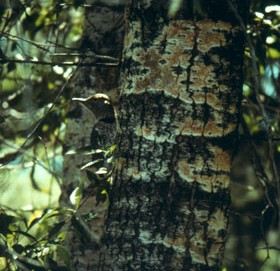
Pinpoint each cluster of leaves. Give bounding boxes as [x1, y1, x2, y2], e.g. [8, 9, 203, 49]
[0, 208, 66, 270]
[0, 146, 114, 270]
[243, 3, 280, 137]
[69, 145, 116, 206]
[0, 205, 101, 271]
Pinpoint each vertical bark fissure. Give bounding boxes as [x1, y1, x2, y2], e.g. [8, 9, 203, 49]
[185, 20, 198, 108]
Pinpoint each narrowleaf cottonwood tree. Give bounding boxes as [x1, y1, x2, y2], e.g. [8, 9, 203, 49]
[99, 0, 248, 270]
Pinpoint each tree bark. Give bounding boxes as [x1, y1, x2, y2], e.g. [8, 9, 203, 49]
[99, 1, 248, 270]
[62, 1, 123, 270]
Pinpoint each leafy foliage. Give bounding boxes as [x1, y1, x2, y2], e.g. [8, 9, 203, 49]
[0, 206, 98, 270]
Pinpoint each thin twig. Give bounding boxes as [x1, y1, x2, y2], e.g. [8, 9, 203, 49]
[0, 58, 119, 67]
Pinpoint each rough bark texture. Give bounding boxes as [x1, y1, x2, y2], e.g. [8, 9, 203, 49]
[99, 1, 247, 270]
[62, 1, 123, 270]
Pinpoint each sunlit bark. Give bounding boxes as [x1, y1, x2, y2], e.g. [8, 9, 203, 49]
[99, 1, 247, 270]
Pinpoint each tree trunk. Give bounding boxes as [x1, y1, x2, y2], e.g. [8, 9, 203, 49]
[99, 1, 248, 270]
[62, 1, 123, 270]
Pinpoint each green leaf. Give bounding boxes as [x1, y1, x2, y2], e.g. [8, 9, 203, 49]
[0, 214, 16, 235]
[48, 221, 66, 239]
[69, 187, 82, 208]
